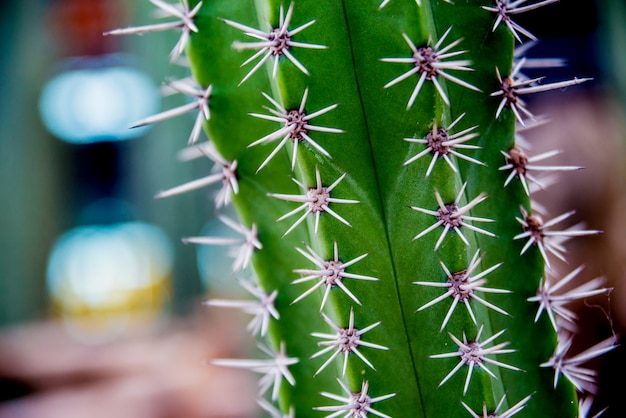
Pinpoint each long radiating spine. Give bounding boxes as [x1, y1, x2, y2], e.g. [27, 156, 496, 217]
[106, 0, 616, 416]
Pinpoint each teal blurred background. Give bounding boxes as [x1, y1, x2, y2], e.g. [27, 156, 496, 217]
[0, 2, 258, 416]
[0, 0, 213, 328]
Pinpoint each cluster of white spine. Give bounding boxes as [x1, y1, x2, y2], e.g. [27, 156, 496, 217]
[379, 8, 517, 410]
[483, 2, 617, 417]
[104, 1, 618, 417]
[104, 1, 301, 409]
[381, 0, 615, 415]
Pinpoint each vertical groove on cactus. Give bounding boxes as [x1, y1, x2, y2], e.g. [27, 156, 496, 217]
[105, 0, 618, 416]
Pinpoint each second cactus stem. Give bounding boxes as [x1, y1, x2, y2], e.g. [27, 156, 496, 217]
[107, 0, 618, 416]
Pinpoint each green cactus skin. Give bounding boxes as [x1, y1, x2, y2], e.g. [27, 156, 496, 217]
[107, 0, 617, 416]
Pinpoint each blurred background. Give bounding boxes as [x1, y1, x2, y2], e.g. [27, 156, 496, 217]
[0, 1, 257, 417]
[0, 0, 624, 417]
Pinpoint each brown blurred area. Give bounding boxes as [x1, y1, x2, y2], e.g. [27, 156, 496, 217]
[0, 309, 257, 418]
[520, 89, 626, 415]
[526, 91, 625, 327]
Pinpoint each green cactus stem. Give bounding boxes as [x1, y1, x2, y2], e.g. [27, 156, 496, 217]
[105, 0, 617, 416]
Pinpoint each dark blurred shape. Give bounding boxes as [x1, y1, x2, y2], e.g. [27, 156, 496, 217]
[0, 379, 34, 403]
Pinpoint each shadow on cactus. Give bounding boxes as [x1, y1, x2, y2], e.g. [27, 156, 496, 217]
[106, 0, 618, 416]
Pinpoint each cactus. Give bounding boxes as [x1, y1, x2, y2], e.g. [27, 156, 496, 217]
[106, 0, 617, 416]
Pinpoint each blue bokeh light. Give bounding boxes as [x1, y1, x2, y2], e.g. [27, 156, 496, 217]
[46, 221, 174, 342]
[39, 56, 160, 144]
